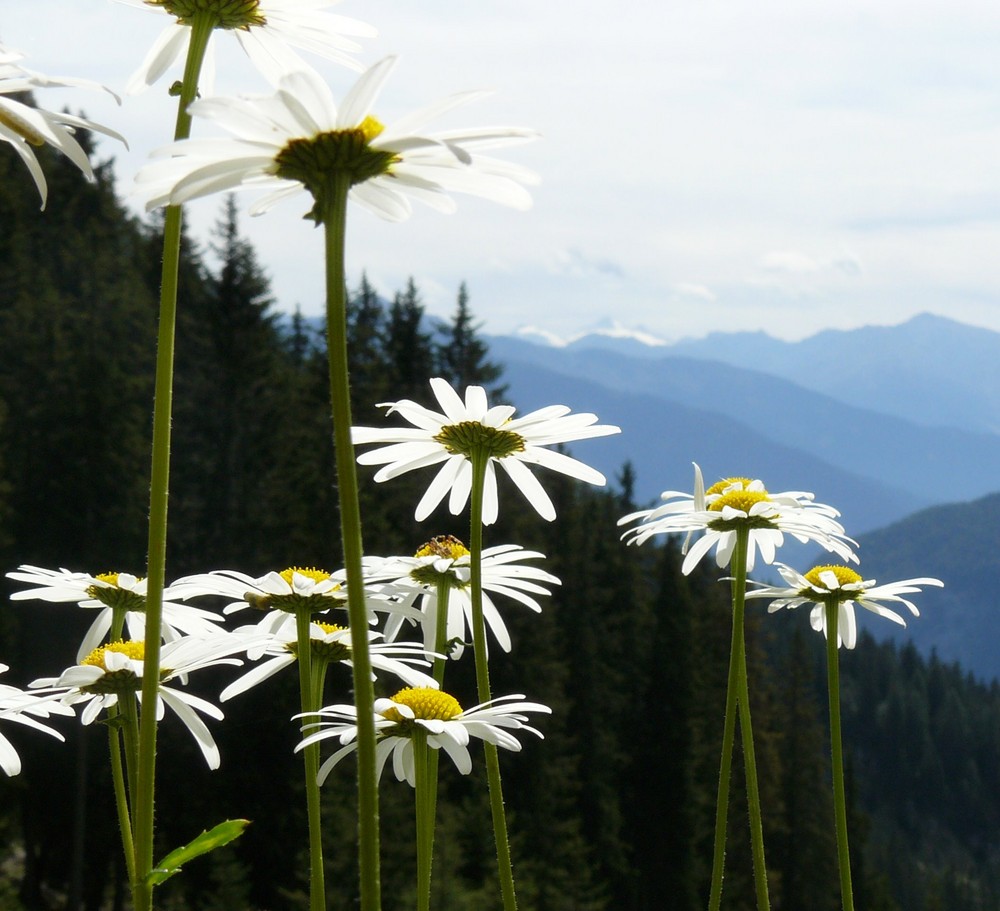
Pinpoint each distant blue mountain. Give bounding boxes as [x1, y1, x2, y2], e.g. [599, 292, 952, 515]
[490, 314, 1000, 679]
[489, 333, 1000, 531]
[496, 353, 926, 535]
[662, 312, 1000, 434]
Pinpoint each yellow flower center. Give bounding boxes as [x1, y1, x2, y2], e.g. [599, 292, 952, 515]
[358, 115, 385, 142]
[286, 623, 351, 663]
[79, 640, 153, 695]
[381, 687, 462, 723]
[315, 622, 346, 635]
[247, 567, 341, 615]
[804, 565, 863, 591]
[433, 421, 526, 460]
[86, 572, 146, 612]
[708, 489, 770, 514]
[705, 477, 754, 497]
[150, 0, 266, 30]
[82, 640, 146, 669]
[415, 535, 470, 560]
[280, 567, 332, 587]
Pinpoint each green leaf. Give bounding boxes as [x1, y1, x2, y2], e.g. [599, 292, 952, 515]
[146, 819, 250, 887]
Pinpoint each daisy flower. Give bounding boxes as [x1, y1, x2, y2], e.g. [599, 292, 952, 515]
[220, 622, 438, 701]
[369, 536, 560, 657]
[169, 565, 420, 638]
[298, 687, 551, 787]
[619, 463, 857, 574]
[117, 0, 375, 93]
[0, 664, 75, 776]
[135, 58, 539, 223]
[6, 566, 225, 662]
[0, 46, 126, 209]
[29, 633, 252, 769]
[746, 563, 943, 649]
[352, 378, 620, 524]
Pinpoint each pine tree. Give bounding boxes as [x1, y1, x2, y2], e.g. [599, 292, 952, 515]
[383, 277, 435, 404]
[435, 282, 506, 398]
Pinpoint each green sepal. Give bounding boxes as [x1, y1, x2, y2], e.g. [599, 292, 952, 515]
[146, 818, 250, 886]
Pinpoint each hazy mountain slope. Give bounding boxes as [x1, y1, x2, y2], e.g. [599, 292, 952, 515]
[500, 356, 925, 534]
[490, 334, 1000, 508]
[842, 492, 1000, 681]
[667, 312, 1000, 433]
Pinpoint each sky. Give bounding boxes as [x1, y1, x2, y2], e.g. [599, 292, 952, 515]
[3, 1, 1000, 342]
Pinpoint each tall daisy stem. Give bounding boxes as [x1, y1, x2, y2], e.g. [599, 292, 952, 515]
[707, 525, 770, 911]
[322, 180, 382, 911]
[468, 452, 518, 911]
[106, 611, 135, 884]
[107, 716, 135, 888]
[133, 14, 213, 911]
[825, 603, 855, 911]
[733, 542, 770, 911]
[296, 611, 326, 911]
[413, 729, 434, 911]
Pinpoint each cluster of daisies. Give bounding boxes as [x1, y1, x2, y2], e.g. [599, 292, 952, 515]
[0, 534, 558, 778]
[619, 462, 943, 647]
[0, 372, 629, 779]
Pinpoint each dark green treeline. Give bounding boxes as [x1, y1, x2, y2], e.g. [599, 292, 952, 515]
[0, 131, 999, 911]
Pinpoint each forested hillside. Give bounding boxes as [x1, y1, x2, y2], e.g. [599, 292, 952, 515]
[0, 129, 998, 911]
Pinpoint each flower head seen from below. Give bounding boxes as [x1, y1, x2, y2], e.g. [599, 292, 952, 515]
[117, 0, 375, 93]
[746, 563, 944, 649]
[29, 634, 251, 769]
[135, 58, 539, 224]
[6, 566, 225, 662]
[298, 688, 551, 787]
[352, 378, 620, 524]
[169, 565, 417, 637]
[0, 46, 126, 209]
[619, 463, 857, 574]
[219, 622, 438, 701]
[371, 537, 560, 657]
[0, 664, 75, 776]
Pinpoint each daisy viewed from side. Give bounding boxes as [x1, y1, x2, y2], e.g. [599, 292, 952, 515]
[117, 0, 375, 93]
[619, 463, 857, 574]
[29, 633, 252, 769]
[0, 664, 75, 776]
[220, 622, 438, 701]
[370, 536, 560, 657]
[298, 687, 551, 786]
[746, 563, 944, 649]
[135, 58, 539, 223]
[169, 565, 419, 637]
[0, 46, 126, 209]
[352, 378, 620, 524]
[6, 566, 225, 662]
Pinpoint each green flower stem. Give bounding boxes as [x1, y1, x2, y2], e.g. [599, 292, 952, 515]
[413, 729, 434, 911]
[132, 13, 214, 911]
[432, 578, 453, 687]
[732, 538, 770, 911]
[120, 695, 142, 829]
[825, 603, 855, 911]
[106, 613, 135, 883]
[296, 611, 326, 911]
[468, 452, 518, 911]
[419, 578, 453, 907]
[708, 525, 771, 911]
[322, 179, 381, 911]
[108, 713, 136, 887]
